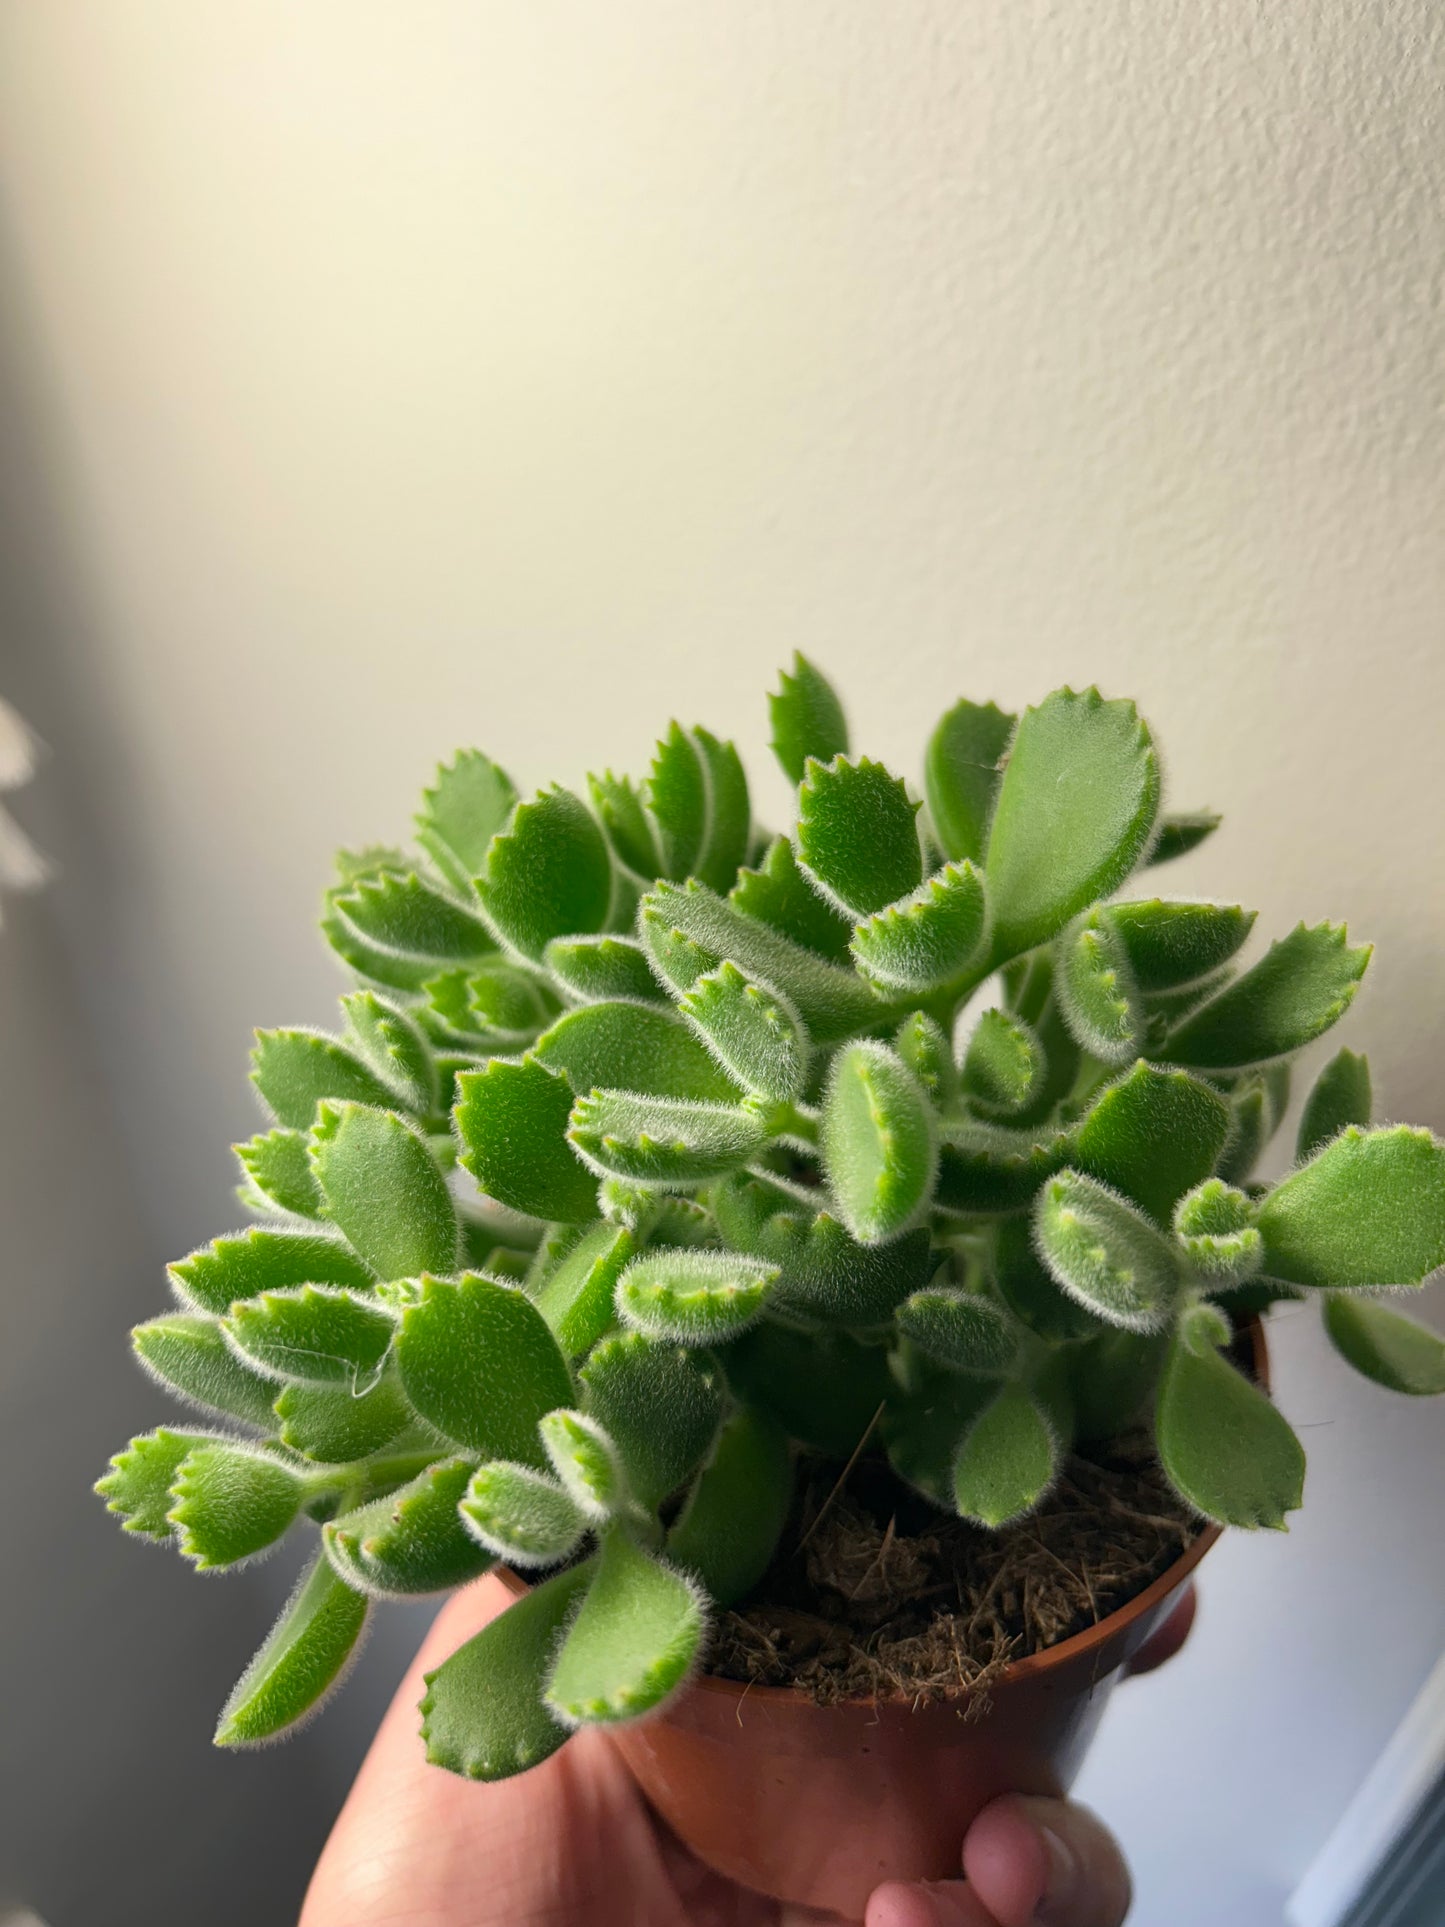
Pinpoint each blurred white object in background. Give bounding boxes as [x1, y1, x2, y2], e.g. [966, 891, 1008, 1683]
[0, 696, 50, 907]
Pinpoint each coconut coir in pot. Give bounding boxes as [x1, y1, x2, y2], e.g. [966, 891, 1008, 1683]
[707, 1433, 1199, 1708]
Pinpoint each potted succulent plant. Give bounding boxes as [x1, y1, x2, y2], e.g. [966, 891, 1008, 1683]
[99, 664, 1445, 1916]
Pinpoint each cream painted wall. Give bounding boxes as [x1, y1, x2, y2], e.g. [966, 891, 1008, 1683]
[0, 6, 1441, 1923]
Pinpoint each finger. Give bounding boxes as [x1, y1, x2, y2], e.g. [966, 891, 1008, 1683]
[865, 1879, 999, 1925]
[1123, 1583, 1196, 1678]
[962, 1795, 1131, 1927]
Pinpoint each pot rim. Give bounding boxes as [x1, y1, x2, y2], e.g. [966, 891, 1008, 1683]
[500, 1314, 1267, 1713]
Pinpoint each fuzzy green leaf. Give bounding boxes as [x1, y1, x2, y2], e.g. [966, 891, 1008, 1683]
[677, 961, 808, 1101]
[796, 756, 922, 917]
[769, 653, 848, 785]
[714, 1178, 933, 1326]
[1297, 1048, 1373, 1162]
[935, 1123, 1071, 1216]
[1163, 923, 1372, 1069]
[1174, 1177, 1253, 1241]
[1216, 1081, 1270, 1187]
[729, 1323, 891, 1457]
[272, 1371, 415, 1461]
[543, 934, 668, 1006]
[340, 991, 438, 1115]
[224, 1287, 397, 1389]
[1172, 1179, 1264, 1283]
[168, 1443, 305, 1571]
[1055, 910, 1141, 1063]
[691, 726, 752, 893]
[924, 698, 1015, 866]
[1012, 987, 1085, 1129]
[882, 1366, 996, 1506]
[1068, 1328, 1169, 1441]
[567, 1089, 767, 1188]
[322, 900, 439, 995]
[96, 1427, 212, 1540]
[523, 1221, 588, 1293]
[332, 845, 412, 888]
[332, 870, 498, 971]
[421, 1560, 596, 1781]
[459, 1461, 588, 1566]
[821, 1042, 938, 1245]
[579, 1333, 723, 1507]
[395, 1274, 575, 1463]
[961, 1008, 1044, 1119]
[897, 1289, 1018, 1375]
[1070, 1062, 1232, 1225]
[990, 1216, 1102, 1343]
[648, 1197, 718, 1248]
[616, 1248, 778, 1344]
[169, 1228, 377, 1317]
[425, 960, 558, 1052]
[311, 1103, 458, 1283]
[1323, 1295, 1445, 1396]
[535, 1000, 741, 1103]
[639, 879, 884, 1044]
[462, 1207, 547, 1276]
[1035, 1168, 1184, 1331]
[588, 770, 663, 879]
[455, 1056, 598, 1222]
[1156, 1331, 1305, 1528]
[415, 749, 518, 892]
[895, 1010, 959, 1108]
[1179, 1301, 1234, 1356]
[1003, 948, 1053, 1025]
[728, 835, 854, 962]
[667, 1406, 792, 1607]
[251, 1029, 402, 1131]
[236, 1129, 325, 1219]
[1257, 1126, 1445, 1289]
[1107, 899, 1255, 992]
[851, 862, 986, 993]
[534, 1221, 636, 1358]
[544, 1526, 705, 1727]
[984, 688, 1160, 960]
[539, 1408, 630, 1518]
[1147, 812, 1221, 865]
[647, 723, 709, 881]
[215, 1554, 369, 1746]
[475, 786, 613, 961]
[1141, 966, 1237, 1038]
[132, 1314, 280, 1427]
[952, 1385, 1057, 1528]
[644, 724, 751, 891]
[324, 1458, 491, 1597]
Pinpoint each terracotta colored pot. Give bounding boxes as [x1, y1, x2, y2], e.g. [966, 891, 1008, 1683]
[511, 1320, 1268, 1921]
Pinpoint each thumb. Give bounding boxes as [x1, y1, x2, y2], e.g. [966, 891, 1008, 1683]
[963, 1795, 1131, 1926]
[865, 1795, 1131, 1927]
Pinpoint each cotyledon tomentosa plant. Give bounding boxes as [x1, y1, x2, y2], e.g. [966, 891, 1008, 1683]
[98, 662, 1445, 1778]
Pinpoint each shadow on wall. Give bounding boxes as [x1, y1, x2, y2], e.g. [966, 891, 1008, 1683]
[0, 248, 363, 1927]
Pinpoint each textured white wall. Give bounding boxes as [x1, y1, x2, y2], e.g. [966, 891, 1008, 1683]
[0, 6, 1441, 1923]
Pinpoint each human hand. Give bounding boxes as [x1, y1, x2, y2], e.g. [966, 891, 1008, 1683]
[301, 1574, 1195, 1927]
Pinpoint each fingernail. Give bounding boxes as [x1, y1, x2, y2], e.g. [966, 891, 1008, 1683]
[1034, 1825, 1080, 1923]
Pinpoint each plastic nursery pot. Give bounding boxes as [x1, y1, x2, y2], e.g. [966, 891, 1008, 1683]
[503, 1317, 1268, 1923]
